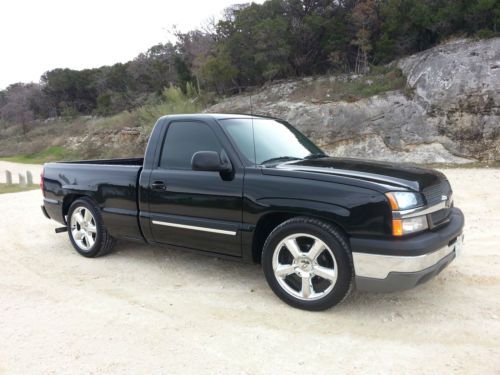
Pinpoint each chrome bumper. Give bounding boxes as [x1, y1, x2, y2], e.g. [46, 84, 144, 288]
[353, 233, 463, 292]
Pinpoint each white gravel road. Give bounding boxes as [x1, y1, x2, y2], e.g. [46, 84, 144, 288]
[0, 168, 499, 374]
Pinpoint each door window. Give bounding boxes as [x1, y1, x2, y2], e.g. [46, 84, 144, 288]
[160, 122, 220, 169]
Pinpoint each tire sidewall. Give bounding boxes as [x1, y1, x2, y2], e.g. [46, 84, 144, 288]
[67, 198, 103, 258]
[262, 220, 352, 311]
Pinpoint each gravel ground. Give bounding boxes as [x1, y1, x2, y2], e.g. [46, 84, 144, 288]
[0, 168, 499, 374]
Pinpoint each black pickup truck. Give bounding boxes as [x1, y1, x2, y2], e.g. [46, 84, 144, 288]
[41, 114, 464, 310]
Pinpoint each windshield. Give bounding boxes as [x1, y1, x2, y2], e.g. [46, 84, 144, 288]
[220, 118, 325, 165]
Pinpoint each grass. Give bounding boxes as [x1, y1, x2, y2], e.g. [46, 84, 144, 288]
[0, 146, 69, 164]
[0, 183, 39, 194]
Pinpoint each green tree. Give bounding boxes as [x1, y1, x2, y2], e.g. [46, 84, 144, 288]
[41, 68, 98, 115]
[200, 48, 238, 94]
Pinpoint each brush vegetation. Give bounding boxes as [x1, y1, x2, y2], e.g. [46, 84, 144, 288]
[0, 86, 203, 162]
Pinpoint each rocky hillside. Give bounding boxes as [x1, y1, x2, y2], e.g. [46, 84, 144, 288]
[208, 38, 500, 164]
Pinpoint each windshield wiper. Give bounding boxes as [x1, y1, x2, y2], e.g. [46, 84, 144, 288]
[260, 156, 302, 165]
[304, 153, 328, 160]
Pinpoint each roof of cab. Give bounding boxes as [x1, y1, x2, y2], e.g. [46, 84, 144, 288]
[158, 113, 278, 122]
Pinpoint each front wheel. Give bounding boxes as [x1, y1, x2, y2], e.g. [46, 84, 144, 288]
[262, 217, 352, 311]
[67, 198, 116, 258]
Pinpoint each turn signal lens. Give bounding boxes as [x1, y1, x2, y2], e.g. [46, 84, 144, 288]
[386, 193, 399, 210]
[392, 219, 403, 236]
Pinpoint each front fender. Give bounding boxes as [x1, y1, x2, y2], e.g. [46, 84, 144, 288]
[255, 198, 350, 230]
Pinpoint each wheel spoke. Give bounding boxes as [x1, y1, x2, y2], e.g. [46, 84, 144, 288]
[275, 264, 295, 278]
[284, 238, 301, 259]
[301, 276, 313, 298]
[85, 232, 95, 247]
[314, 265, 337, 282]
[86, 224, 97, 234]
[73, 229, 83, 240]
[308, 240, 325, 260]
[84, 209, 93, 223]
[75, 212, 84, 225]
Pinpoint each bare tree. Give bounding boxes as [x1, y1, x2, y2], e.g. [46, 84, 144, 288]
[351, 0, 378, 74]
[0, 83, 38, 134]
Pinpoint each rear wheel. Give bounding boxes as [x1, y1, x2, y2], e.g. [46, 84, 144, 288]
[67, 198, 115, 257]
[262, 217, 352, 311]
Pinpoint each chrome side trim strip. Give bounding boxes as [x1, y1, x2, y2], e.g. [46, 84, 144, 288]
[352, 234, 463, 279]
[151, 220, 237, 236]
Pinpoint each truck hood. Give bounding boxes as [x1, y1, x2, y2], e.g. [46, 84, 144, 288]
[271, 157, 445, 191]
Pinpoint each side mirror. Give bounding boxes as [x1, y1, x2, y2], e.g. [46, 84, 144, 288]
[191, 151, 232, 173]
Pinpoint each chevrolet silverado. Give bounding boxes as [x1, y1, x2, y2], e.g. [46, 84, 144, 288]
[41, 114, 464, 310]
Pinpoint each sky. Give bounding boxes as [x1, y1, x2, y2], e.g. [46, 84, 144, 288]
[0, 0, 262, 90]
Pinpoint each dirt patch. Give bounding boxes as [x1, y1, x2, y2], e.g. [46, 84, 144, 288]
[0, 168, 499, 374]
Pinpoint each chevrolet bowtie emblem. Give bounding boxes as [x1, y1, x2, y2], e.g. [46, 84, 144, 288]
[443, 194, 453, 208]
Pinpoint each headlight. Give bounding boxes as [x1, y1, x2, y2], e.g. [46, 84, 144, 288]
[386, 192, 427, 236]
[385, 192, 424, 211]
[392, 216, 428, 236]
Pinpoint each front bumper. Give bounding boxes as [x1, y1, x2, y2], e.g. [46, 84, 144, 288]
[351, 207, 464, 292]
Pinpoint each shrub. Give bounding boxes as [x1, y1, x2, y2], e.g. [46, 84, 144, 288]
[137, 85, 203, 131]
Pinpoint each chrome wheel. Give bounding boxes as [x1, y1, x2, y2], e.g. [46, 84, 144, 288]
[272, 233, 338, 301]
[70, 206, 97, 251]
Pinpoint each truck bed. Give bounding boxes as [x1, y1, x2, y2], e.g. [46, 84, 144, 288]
[42, 159, 144, 242]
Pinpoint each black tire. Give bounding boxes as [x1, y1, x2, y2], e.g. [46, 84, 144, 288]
[262, 217, 352, 311]
[67, 197, 116, 258]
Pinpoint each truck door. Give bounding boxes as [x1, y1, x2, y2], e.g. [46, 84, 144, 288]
[147, 120, 243, 257]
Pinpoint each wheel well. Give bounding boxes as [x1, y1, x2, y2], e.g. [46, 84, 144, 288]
[251, 212, 349, 264]
[62, 194, 88, 222]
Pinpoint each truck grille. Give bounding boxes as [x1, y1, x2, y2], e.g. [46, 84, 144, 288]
[423, 180, 451, 205]
[423, 180, 453, 228]
[429, 207, 452, 227]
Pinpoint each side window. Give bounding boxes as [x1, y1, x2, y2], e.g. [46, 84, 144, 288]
[160, 122, 220, 169]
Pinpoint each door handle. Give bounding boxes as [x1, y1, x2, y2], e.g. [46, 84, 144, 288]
[151, 181, 167, 191]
